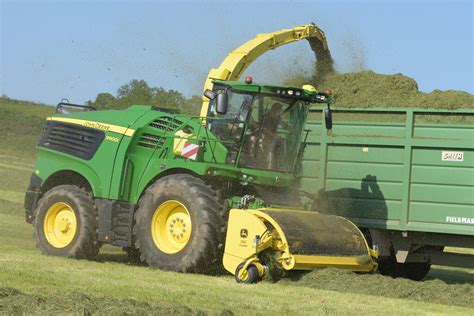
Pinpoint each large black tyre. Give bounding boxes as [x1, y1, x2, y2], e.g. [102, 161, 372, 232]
[134, 174, 226, 274]
[34, 185, 101, 259]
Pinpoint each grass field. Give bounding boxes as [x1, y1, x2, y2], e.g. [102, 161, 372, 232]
[0, 153, 473, 315]
[0, 97, 54, 156]
[0, 98, 473, 315]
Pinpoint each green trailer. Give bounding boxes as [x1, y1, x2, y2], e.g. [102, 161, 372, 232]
[301, 107, 474, 280]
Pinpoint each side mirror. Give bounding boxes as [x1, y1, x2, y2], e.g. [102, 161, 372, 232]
[216, 92, 228, 114]
[203, 89, 217, 100]
[324, 107, 332, 130]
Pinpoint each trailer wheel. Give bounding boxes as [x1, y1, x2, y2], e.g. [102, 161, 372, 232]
[378, 246, 438, 281]
[34, 185, 101, 259]
[399, 262, 432, 281]
[378, 258, 430, 281]
[134, 174, 226, 274]
[235, 263, 260, 284]
[378, 258, 431, 281]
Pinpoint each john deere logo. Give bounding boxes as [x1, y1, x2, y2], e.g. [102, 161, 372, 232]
[240, 229, 248, 238]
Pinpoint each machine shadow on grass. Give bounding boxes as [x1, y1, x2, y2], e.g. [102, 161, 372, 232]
[94, 253, 128, 263]
[94, 250, 143, 266]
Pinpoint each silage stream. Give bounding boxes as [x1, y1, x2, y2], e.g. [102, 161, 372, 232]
[304, 37, 473, 109]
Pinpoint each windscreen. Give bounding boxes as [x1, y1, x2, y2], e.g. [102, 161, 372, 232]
[56, 103, 96, 114]
[207, 91, 253, 165]
[208, 89, 308, 173]
[239, 94, 307, 172]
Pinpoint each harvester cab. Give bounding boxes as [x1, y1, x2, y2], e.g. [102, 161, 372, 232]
[203, 79, 332, 172]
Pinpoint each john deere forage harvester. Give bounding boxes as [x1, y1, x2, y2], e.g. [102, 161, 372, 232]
[24, 24, 377, 283]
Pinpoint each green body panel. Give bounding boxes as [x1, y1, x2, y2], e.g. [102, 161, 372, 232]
[33, 80, 327, 206]
[114, 111, 294, 203]
[36, 148, 107, 197]
[34, 107, 295, 202]
[35, 106, 150, 198]
[301, 107, 474, 237]
[58, 104, 152, 128]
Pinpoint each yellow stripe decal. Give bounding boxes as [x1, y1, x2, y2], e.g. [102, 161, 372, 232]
[47, 117, 135, 137]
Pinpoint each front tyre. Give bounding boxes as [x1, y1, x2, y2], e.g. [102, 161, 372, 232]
[134, 174, 225, 274]
[34, 185, 101, 259]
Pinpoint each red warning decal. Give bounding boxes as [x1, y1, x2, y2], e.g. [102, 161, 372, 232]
[181, 141, 199, 160]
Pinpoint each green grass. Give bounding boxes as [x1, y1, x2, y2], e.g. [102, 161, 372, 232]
[0, 207, 473, 315]
[0, 154, 473, 315]
[0, 96, 54, 157]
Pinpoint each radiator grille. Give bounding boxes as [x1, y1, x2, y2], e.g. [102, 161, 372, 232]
[38, 121, 105, 160]
[137, 133, 165, 149]
[149, 116, 182, 132]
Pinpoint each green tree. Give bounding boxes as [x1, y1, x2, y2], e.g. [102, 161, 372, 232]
[151, 87, 185, 110]
[93, 92, 116, 108]
[117, 79, 153, 105]
[88, 79, 203, 115]
[180, 95, 202, 116]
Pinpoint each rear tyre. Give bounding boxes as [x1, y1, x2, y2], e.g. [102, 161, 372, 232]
[134, 174, 226, 274]
[34, 185, 101, 259]
[235, 263, 260, 284]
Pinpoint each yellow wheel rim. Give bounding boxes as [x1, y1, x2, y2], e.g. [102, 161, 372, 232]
[238, 269, 249, 281]
[151, 200, 192, 254]
[43, 202, 77, 248]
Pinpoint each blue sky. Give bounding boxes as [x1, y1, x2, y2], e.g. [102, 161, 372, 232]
[1, 0, 472, 105]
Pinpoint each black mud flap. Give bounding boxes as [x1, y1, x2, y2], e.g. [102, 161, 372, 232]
[24, 173, 42, 223]
[96, 199, 136, 247]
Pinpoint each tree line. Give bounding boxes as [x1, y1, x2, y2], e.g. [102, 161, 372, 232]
[86, 79, 201, 115]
